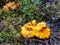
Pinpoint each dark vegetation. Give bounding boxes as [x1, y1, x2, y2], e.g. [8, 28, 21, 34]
[0, 0, 60, 45]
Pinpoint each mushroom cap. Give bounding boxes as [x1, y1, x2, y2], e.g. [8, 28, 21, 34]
[21, 26, 35, 38]
[35, 27, 50, 39]
[36, 22, 46, 31]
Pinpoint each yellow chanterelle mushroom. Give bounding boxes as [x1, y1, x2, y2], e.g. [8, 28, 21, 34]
[20, 20, 51, 39]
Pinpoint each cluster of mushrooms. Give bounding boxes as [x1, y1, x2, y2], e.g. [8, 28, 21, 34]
[3, 1, 20, 11]
[20, 20, 51, 39]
